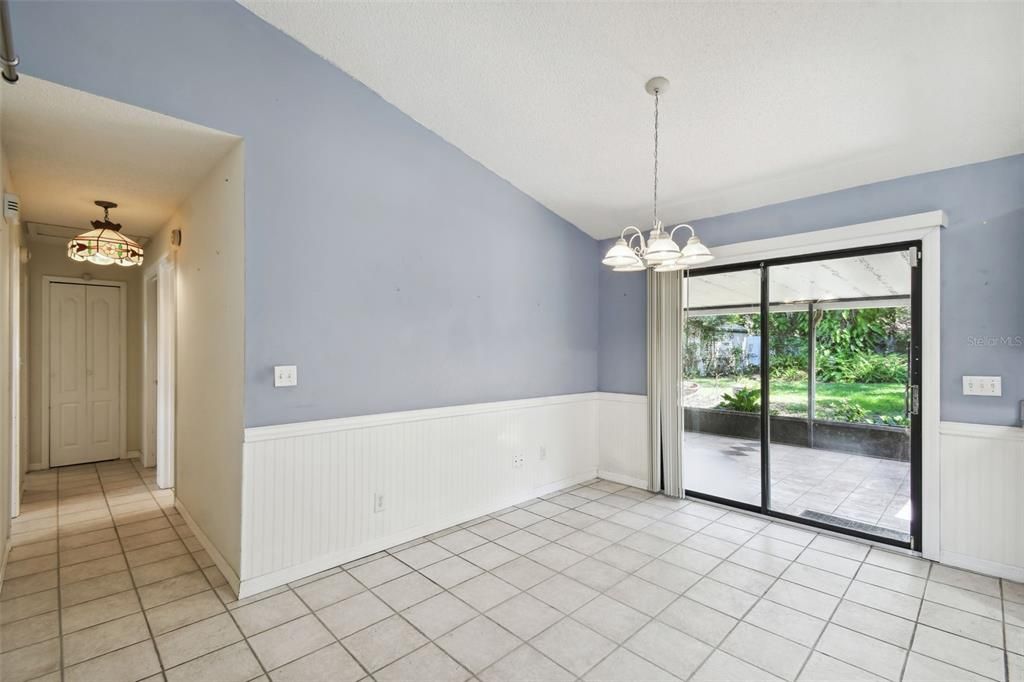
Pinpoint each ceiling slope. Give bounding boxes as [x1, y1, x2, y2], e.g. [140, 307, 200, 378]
[242, 1, 1023, 239]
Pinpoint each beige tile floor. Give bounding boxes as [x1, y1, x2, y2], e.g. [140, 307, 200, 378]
[2, 461, 1022, 682]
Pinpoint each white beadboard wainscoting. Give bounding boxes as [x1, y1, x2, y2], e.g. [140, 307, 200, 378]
[232, 391, 1024, 596]
[938, 421, 1024, 581]
[238, 393, 602, 596]
[597, 392, 649, 488]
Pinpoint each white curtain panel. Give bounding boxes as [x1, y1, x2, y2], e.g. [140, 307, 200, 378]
[646, 269, 683, 497]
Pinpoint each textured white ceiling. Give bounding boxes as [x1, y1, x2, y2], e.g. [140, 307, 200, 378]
[242, 1, 1024, 239]
[2, 76, 239, 237]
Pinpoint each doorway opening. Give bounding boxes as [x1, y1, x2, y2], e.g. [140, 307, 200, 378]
[682, 242, 922, 550]
[142, 256, 175, 489]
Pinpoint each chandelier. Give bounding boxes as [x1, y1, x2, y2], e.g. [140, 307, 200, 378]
[67, 200, 144, 267]
[602, 77, 713, 272]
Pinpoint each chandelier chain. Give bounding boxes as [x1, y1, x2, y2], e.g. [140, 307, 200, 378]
[599, 77, 714, 272]
[653, 90, 659, 226]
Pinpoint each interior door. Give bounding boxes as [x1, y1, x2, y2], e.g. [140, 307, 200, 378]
[49, 282, 121, 467]
[86, 285, 121, 459]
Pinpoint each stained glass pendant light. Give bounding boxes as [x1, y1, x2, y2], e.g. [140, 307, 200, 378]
[602, 77, 714, 273]
[68, 200, 144, 267]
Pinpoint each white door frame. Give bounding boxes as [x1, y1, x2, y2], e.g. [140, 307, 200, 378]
[40, 276, 128, 469]
[8, 225, 21, 515]
[142, 271, 157, 469]
[142, 255, 175, 488]
[0, 219, 10, 519]
[685, 209, 943, 560]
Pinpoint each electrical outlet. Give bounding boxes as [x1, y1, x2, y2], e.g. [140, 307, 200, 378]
[374, 493, 385, 513]
[962, 375, 1001, 396]
[539, 447, 547, 461]
[274, 365, 298, 387]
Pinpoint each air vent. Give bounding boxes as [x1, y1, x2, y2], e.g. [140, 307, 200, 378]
[3, 193, 20, 223]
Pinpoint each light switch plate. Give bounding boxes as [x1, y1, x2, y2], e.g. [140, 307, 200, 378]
[274, 365, 298, 387]
[962, 375, 1001, 396]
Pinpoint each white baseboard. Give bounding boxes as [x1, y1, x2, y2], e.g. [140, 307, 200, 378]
[597, 470, 648, 490]
[238, 469, 597, 598]
[175, 499, 242, 598]
[0, 537, 10, 587]
[940, 550, 1024, 583]
[123, 450, 142, 460]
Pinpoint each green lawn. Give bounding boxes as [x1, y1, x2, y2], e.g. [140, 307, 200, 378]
[689, 377, 906, 420]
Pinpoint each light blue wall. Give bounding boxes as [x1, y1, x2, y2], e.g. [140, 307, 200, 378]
[12, 1, 600, 426]
[12, 2, 1021, 428]
[598, 154, 1024, 427]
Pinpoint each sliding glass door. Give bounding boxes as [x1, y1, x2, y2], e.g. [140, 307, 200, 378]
[682, 266, 763, 509]
[683, 243, 922, 549]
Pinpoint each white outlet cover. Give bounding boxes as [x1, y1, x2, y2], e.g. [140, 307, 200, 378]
[962, 375, 1001, 396]
[274, 365, 298, 387]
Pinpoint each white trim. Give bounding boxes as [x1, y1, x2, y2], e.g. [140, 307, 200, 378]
[142, 270, 157, 469]
[40, 276, 128, 469]
[0, 537, 10, 586]
[237, 469, 597, 598]
[175, 498, 241, 596]
[593, 392, 647, 404]
[696, 210, 947, 267]
[597, 470, 648, 489]
[124, 450, 142, 460]
[244, 391, 601, 443]
[940, 420, 1024, 441]
[687, 211, 943, 559]
[918, 226, 941, 561]
[939, 549, 1024, 583]
[8, 219, 21, 517]
[143, 255, 176, 486]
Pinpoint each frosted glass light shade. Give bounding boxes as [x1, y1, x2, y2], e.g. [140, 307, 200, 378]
[644, 232, 681, 263]
[653, 257, 686, 272]
[678, 235, 713, 265]
[602, 238, 637, 267]
[613, 257, 646, 272]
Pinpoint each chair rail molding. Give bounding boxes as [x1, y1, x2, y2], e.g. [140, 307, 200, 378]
[230, 388, 1023, 596]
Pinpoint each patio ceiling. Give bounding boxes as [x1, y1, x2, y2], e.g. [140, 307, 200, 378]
[687, 250, 912, 312]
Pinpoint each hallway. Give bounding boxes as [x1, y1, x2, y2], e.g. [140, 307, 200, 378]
[0, 460, 235, 680]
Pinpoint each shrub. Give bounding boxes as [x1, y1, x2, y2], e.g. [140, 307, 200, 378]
[718, 387, 760, 412]
[818, 398, 869, 423]
[817, 352, 907, 384]
[769, 355, 808, 382]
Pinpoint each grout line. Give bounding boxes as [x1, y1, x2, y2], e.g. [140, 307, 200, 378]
[92, 463, 168, 675]
[1002, 578, 1010, 682]
[56, 467, 65, 682]
[5, 471, 1017, 682]
[285, 583, 374, 677]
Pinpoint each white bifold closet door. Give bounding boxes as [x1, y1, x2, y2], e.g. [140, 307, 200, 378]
[49, 283, 122, 467]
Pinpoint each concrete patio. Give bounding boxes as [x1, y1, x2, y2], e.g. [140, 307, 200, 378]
[684, 432, 911, 542]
